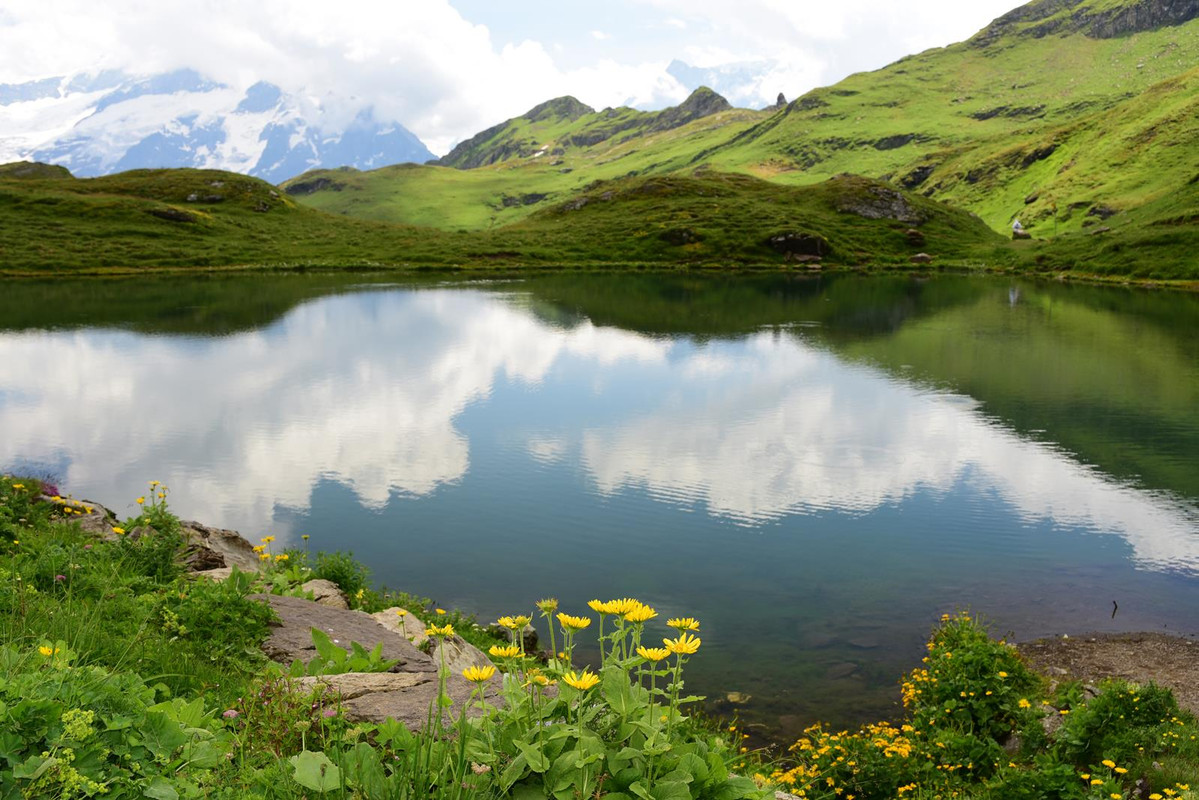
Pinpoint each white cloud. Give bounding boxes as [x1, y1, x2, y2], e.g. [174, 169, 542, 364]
[591, 30, 610, 41]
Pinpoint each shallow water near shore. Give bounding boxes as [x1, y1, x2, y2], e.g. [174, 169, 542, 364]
[2, 271, 1197, 744]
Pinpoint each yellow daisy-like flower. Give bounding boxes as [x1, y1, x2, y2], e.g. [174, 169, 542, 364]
[1018, 698, 1031, 709]
[557, 613, 592, 632]
[252, 544, 266, 553]
[1114, 767, 1128, 775]
[395, 609, 407, 618]
[463, 665, 496, 683]
[302, 534, 310, 540]
[536, 598, 559, 613]
[1101, 760, 1116, 769]
[562, 669, 601, 691]
[11, 483, 24, 490]
[588, 599, 612, 614]
[998, 671, 1008, 678]
[435, 608, 447, 616]
[636, 646, 670, 662]
[488, 644, 521, 659]
[625, 604, 658, 623]
[425, 623, 455, 638]
[664, 632, 701, 655]
[38, 645, 57, 657]
[607, 598, 642, 616]
[136, 496, 145, 505]
[149, 480, 160, 487]
[260, 535, 275, 543]
[274, 554, 289, 562]
[1091, 779, 1104, 786]
[259, 553, 271, 561]
[112, 527, 126, 536]
[667, 617, 701, 632]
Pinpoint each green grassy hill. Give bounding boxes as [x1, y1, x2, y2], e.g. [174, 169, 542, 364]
[279, 0, 1199, 279]
[0, 166, 1001, 273]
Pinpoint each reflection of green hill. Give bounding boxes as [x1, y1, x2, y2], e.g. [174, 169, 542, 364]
[0, 273, 423, 335]
[830, 281, 1199, 500]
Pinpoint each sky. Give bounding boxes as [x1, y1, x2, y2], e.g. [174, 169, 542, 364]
[0, 0, 1022, 155]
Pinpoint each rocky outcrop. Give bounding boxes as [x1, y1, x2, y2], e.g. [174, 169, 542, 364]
[647, 87, 732, 134]
[973, 0, 1199, 44]
[522, 96, 595, 124]
[181, 520, 261, 572]
[254, 594, 499, 730]
[301, 579, 349, 609]
[831, 176, 928, 224]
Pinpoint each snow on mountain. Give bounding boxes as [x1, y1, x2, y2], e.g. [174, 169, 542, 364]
[0, 70, 434, 182]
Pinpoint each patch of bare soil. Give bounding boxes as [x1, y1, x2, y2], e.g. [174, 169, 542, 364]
[1018, 632, 1199, 715]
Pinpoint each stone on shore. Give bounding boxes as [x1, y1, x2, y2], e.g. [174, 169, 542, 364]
[302, 579, 349, 609]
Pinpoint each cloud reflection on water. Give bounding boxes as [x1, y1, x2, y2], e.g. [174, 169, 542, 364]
[0, 288, 1194, 573]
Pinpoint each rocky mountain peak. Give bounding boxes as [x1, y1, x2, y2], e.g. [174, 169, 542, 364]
[648, 86, 731, 133]
[522, 96, 595, 124]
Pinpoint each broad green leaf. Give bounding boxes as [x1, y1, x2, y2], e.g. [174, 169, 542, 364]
[712, 776, 762, 800]
[515, 739, 550, 773]
[677, 752, 709, 783]
[13, 755, 51, 781]
[289, 749, 342, 793]
[143, 777, 180, 800]
[650, 780, 693, 800]
[141, 711, 187, 761]
[602, 668, 638, 716]
[628, 780, 653, 800]
[341, 742, 386, 796]
[500, 752, 530, 791]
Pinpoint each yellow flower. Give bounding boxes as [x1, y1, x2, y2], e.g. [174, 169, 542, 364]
[274, 554, 289, 562]
[536, 598, 559, 613]
[39, 645, 58, 657]
[1110, 794, 1121, 800]
[112, 527, 126, 536]
[667, 617, 700, 632]
[259, 553, 271, 561]
[149, 480, 160, 487]
[607, 598, 642, 616]
[252, 544, 266, 552]
[664, 632, 702, 655]
[636, 646, 670, 662]
[11, 483, 24, 490]
[136, 496, 145, 505]
[624, 604, 658, 623]
[1091, 779, 1104, 786]
[426, 623, 455, 638]
[302, 534, 309, 540]
[1150, 794, 1163, 800]
[1101, 760, 1116, 769]
[1114, 767, 1128, 775]
[260, 535, 275, 543]
[557, 613, 592, 631]
[436, 608, 447, 616]
[562, 669, 601, 691]
[12, 540, 18, 545]
[395, 609, 407, 617]
[463, 665, 496, 683]
[998, 671, 1008, 678]
[488, 644, 521, 659]
[1018, 698, 1031, 709]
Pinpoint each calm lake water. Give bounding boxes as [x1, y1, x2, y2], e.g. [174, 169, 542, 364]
[2, 272, 1197, 743]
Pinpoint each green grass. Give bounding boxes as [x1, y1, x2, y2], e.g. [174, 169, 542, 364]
[275, 4, 1199, 280]
[0, 166, 1004, 274]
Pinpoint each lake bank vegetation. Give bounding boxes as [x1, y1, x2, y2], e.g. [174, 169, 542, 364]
[4, 474, 1199, 798]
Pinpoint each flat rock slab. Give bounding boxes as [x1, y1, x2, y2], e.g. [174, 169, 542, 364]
[296, 673, 498, 730]
[252, 594, 435, 673]
[1018, 632, 1199, 716]
[182, 520, 261, 572]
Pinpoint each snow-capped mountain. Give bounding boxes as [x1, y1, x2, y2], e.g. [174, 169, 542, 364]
[0, 69, 434, 183]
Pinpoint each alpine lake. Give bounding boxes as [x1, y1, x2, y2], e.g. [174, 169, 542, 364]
[2, 271, 1197, 746]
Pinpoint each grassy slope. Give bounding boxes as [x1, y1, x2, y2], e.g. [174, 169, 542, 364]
[280, 2, 1199, 278]
[0, 167, 1001, 273]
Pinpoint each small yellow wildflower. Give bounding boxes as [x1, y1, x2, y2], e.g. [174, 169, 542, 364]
[136, 496, 145, 505]
[259, 553, 270, 561]
[11, 483, 24, 490]
[1114, 767, 1128, 775]
[260, 535, 275, 543]
[1102, 760, 1117, 769]
[274, 554, 289, 562]
[1091, 779, 1104, 786]
[607, 598, 642, 616]
[557, 613, 592, 631]
[998, 671, 1008, 678]
[425, 623, 455, 638]
[1149, 794, 1163, 800]
[1018, 698, 1031, 709]
[112, 527, 126, 536]
[636, 646, 670, 662]
[436, 608, 447, 616]
[463, 665, 496, 683]
[302, 534, 309, 541]
[664, 632, 701, 655]
[562, 669, 600, 691]
[252, 544, 266, 553]
[39, 645, 57, 657]
[488, 644, 521, 659]
[588, 599, 611, 613]
[395, 609, 407, 618]
[667, 617, 700, 632]
[149, 480, 160, 487]
[536, 598, 558, 613]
